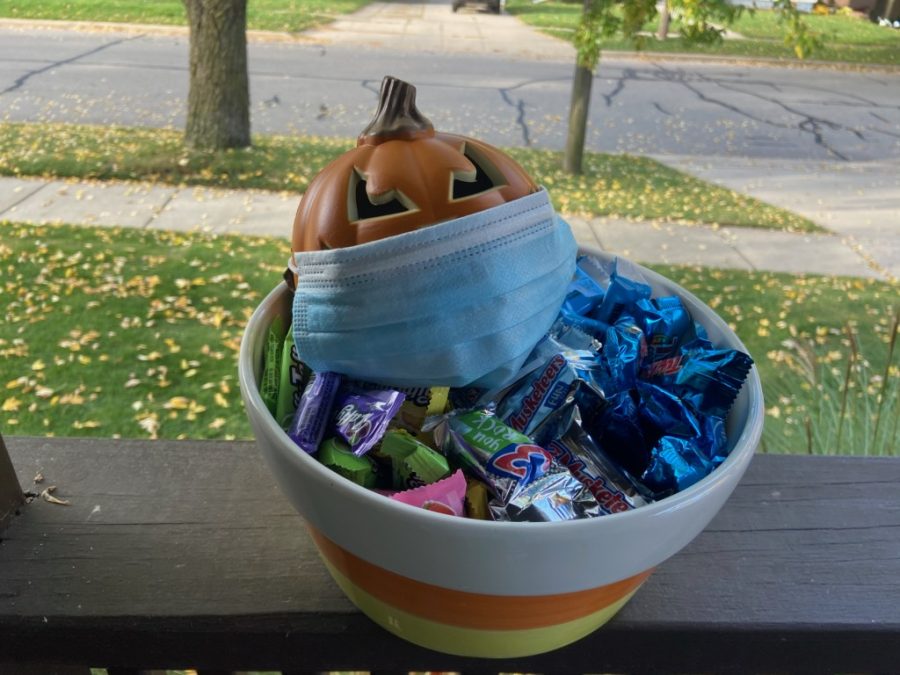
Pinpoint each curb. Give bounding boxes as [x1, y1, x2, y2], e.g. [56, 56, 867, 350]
[0, 17, 318, 45]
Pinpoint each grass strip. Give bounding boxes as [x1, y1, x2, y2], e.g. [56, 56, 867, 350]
[1, 221, 896, 454]
[504, 1, 900, 67]
[0, 0, 372, 33]
[0, 122, 818, 232]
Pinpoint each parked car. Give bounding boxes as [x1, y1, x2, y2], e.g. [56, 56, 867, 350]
[452, 0, 502, 14]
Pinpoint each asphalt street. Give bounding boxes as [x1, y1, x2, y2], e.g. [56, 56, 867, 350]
[2, 27, 899, 163]
[1, 20, 897, 277]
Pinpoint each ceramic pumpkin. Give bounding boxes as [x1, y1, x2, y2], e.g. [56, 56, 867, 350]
[291, 76, 538, 252]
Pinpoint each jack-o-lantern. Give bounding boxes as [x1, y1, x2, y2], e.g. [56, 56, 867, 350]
[291, 76, 538, 252]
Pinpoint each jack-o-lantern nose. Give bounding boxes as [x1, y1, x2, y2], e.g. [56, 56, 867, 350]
[349, 168, 418, 223]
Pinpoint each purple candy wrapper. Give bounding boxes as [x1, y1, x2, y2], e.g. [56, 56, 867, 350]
[287, 371, 341, 454]
[332, 387, 405, 457]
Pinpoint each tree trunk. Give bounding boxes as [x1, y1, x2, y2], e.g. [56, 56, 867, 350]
[658, 0, 671, 40]
[184, 0, 251, 150]
[563, 63, 593, 175]
[564, 0, 599, 175]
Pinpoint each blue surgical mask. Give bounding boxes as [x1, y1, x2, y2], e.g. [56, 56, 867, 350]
[291, 189, 577, 389]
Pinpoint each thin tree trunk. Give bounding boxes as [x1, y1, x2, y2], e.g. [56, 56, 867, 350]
[184, 0, 251, 150]
[658, 0, 671, 40]
[564, 0, 598, 175]
[564, 63, 593, 175]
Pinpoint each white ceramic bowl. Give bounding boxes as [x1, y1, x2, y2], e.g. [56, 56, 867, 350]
[239, 248, 764, 658]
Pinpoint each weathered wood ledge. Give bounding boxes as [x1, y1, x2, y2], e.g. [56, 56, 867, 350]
[1, 435, 898, 674]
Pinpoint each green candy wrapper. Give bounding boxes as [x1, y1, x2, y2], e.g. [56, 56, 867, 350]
[260, 316, 284, 416]
[318, 437, 378, 489]
[275, 325, 309, 429]
[380, 429, 450, 490]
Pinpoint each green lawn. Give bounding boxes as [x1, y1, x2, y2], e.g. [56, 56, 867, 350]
[0, 122, 818, 232]
[1, 222, 896, 455]
[0, 0, 371, 33]
[504, 2, 900, 66]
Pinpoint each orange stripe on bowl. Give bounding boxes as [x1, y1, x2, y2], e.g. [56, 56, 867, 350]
[310, 527, 652, 631]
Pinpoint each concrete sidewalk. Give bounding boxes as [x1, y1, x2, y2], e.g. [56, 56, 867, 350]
[654, 155, 900, 284]
[0, 176, 889, 281]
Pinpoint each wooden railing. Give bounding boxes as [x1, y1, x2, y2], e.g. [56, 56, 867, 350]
[1, 433, 898, 674]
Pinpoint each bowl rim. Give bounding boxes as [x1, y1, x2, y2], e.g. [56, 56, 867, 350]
[239, 248, 764, 533]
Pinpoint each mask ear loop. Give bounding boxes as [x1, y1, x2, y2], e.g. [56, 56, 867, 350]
[284, 254, 298, 293]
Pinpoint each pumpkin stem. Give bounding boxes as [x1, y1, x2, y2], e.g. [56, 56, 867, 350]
[359, 76, 434, 144]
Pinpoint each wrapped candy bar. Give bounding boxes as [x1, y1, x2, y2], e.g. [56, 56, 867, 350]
[391, 469, 467, 517]
[534, 406, 645, 514]
[436, 408, 554, 503]
[464, 478, 491, 520]
[553, 317, 601, 351]
[644, 429, 722, 495]
[436, 409, 601, 521]
[332, 387, 405, 457]
[580, 388, 651, 480]
[497, 330, 607, 436]
[346, 380, 449, 436]
[260, 316, 285, 416]
[599, 317, 646, 394]
[497, 352, 580, 436]
[492, 471, 602, 522]
[379, 429, 450, 489]
[275, 325, 310, 429]
[632, 296, 695, 367]
[559, 264, 608, 336]
[287, 371, 341, 454]
[649, 342, 754, 419]
[592, 260, 652, 328]
[318, 437, 379, 489]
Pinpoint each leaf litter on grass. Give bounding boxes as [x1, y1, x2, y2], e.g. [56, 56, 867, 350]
[2, 222, 895, 455]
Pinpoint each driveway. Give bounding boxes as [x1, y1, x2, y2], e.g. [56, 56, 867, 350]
[302, 0, 575, 60]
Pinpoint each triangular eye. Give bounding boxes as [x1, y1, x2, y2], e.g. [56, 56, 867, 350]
[348, 168, 417, 223]
[451, 143, 507, 201]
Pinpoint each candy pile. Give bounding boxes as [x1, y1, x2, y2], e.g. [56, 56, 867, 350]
[259, 255, 753, 522]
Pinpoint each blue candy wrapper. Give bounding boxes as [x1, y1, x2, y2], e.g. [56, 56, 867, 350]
[560, 263, 608, 335]
[653, 345, 754, 419]
[551, 256, 754, 500]
[592, 261, 652, 327]
[578, 387, 653, 480]
[633, 296, 695, 366]
[600, 317, 646, 394]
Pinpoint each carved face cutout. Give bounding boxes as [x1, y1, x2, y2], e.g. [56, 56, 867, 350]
[292, 77, 537, 252]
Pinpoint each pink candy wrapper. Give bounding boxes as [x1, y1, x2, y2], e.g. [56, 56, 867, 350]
[390, 469, 467, 517]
